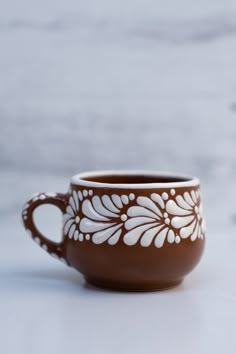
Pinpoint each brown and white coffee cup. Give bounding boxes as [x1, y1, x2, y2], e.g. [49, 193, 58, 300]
[22, 170, 206, 291]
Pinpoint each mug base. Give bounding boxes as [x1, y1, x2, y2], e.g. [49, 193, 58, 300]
[85, 277, 183, 292]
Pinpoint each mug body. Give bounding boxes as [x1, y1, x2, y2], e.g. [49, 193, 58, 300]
[62, 171, 206, 290]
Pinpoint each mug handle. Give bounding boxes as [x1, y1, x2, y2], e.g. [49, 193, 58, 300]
[21, 192, 69, 265]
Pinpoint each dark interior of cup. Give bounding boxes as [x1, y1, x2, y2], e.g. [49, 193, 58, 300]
[80, 174, 190, 184]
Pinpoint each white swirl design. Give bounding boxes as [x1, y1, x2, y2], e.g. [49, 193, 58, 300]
[80, 194, 134, 245]
[123, 194, 179, 247]
[63, 188, 206, 248]
[166, 190, 206, 241]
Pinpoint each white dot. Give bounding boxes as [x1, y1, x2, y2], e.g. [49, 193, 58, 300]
[175, 236, 181, 244]
[164, 212, 168, 218]
[89, 190, 93, 196]
[39, 194, 46, 200]
[85, 234, 90, 240]
[68, 230, 74, 239]
[194, 206, 199, 213]
[23, 210, 27, 215]
[121, 214, 127, 221]
[23, 215, 27, 220]
[129, 193, 135, 201]
[83, 190, 88, 197]
[162, 192, 168, 200]
[75, 216, 80, 223]
[34, 237, 41, 245]
[165, 218, 170, 225]
[170, 189, 176, 196]
[79, 233, 84, 242]
[42, 244, 48, 251]
[46, 192, 57, 197]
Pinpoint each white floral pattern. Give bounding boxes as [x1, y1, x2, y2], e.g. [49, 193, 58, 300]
[63, 188, 206, 248]
[63, 189, 94, 241]
[166, 190, 206, 241]
[80, 193, 135, 244]
[123, 194, 180, 248]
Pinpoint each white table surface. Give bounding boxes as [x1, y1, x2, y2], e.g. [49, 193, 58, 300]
[1, 172, 236, 354]
[2, 224, 236, 354]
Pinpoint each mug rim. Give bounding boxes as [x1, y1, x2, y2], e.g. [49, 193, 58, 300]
[71, 170, 200, 189]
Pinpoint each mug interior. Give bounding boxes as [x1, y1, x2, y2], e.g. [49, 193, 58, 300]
[80, 174, 190, 184]
[71, 171, 199, 188]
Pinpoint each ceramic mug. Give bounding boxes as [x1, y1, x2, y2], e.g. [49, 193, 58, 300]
[22, 170, 206, 291]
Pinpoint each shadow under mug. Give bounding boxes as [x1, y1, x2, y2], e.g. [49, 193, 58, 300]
[22, 170, 206, 291]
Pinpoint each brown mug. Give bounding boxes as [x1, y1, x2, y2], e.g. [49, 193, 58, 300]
[22, 170, 206, 291]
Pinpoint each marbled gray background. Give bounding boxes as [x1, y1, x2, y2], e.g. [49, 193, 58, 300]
[1, 0, 236, 239]
[1, 4, 236, 353]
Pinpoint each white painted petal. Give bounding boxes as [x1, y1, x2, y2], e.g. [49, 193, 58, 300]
[64, 219, 74, 234]
[198, 224, 201, 238]
[80, 218, 115, 233]
[124, 223, 157, 246]
[191, 190, 197, 203]
[68, 224, 76, 239]
[175, 195, 192, 211]
[137, 197, 163, 218]
[180, 220, 196, 238]
[171, 215, 195, 229]
[121, 195, 129, 205]
[154, 228, 168, 248]
[166, 200, 192, 216]
[125, 217, 157, 230]
[92, 224, 122, 244]
[111, 195, 123, 208]
[184, 192, 195, 207]
[127, 206, 159, 220]
[69, 196, 77, 213]
[74, 230, 79, 240]
[108, 229, 122, 245]
[151, 193, 165, 209]
[78, 191, 83, 201]
[66, 205, 74, 216]
[190, 224, 199, 241]
[167, 230, 175, 243]
[73, 191, 79, 210]
[92, 196, 118, 218]
[102, 195, 120, 213]
[201, 218, 207, 234]
[82, 199, 109, 221]
[140, 225, 164, 247]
